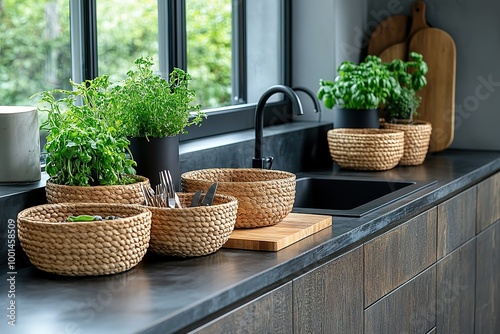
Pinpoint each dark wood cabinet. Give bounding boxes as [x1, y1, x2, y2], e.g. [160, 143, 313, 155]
[475, 220, 500, 334]
[364, 265, 436, 334]
[436, 238, 476, 334]
[190, 282, 293, 334]
[476, 171, 500, 233]
[364, 208, 437, 307]
[292, 246, 363, 334]
[437, 186, 477, 259]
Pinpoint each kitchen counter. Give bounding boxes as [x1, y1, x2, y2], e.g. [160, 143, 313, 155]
[1, 149, 499, 333]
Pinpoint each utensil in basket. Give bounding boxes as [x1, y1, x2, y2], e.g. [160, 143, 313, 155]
[190, 190, 202, 207]
[159, 169, 182, 208]
[201, 183, 218, 206]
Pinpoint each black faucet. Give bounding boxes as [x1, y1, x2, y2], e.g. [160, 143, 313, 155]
[292, 86, 323, 122]
[253, 85, 304, 169]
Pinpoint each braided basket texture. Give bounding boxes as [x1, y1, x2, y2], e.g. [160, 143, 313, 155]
[45, 175, 149, 205]
[327, 128, 405, 171]
[181, 168, 296, 228]
[147, 193, 238, 257]
[17, 203, 151, 276]
[381, 121, 432, 166]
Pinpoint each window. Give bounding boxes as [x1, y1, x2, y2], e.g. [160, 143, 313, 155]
[0, 0, 290, 144]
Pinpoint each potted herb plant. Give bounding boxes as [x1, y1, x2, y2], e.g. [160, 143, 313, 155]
[382, 52, 432, 165]
[35, 75, 149, 204]
[110, 56, 204, 188]
[317, 55, 400, 128]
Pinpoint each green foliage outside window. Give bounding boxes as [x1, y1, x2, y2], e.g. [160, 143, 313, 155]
[0, 0, 232, 110]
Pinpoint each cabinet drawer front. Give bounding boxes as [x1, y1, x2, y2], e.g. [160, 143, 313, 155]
[365, 265, 436, 334]
[477, 172, 500, 233]
[438, 186, 477, 259]
[364, 208, 437, 307]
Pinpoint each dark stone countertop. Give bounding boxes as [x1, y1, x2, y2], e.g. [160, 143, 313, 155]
[1, 149, 499, 334]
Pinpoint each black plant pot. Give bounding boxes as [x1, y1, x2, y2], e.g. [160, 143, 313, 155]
[333, 108, 380, 129]
[129, 136, 180, 190]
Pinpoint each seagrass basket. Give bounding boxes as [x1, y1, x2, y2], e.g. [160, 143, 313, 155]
[181, 168, 296, 228]
[147, 193, 238, 257]
[381, 120, 432, 166]
[327, 128, 405, 170]
[45, 175, 149, 205]
[17, 203, 152, 276]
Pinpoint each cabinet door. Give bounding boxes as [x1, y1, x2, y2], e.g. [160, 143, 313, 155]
[475, 220, 500, 334]
[436, 238, 476, 334]
[477, 171, 500, 233]
[364, 208, 437, 307]
[190, 282, 292, 334]
[364, 265, 436, 334]
[437, 186, 477, 259]
[293, 246, 363, 334]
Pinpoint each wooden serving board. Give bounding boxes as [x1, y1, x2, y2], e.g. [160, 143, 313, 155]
[223, 213, 332, 252]
[368, 15, 410, 56]
[408, 10, 456, 152]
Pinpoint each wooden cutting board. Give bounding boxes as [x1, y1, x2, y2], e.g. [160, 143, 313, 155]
[368, 15, 410, 56]
[223, 213, 332, 251]
[408, 14, 456, 152]
[378, 1, 429, 62]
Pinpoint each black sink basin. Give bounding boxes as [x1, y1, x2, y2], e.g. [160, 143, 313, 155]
[292, 174, 436, 217]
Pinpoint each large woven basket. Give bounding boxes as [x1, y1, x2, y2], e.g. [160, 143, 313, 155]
[148, 193, 238, 257]
[327, 128, 405, 170]
[381, 120, 432, 166]
[181, 168, 296, 228]
[45, 175, 149, 204]
[17, 203, 152, 276]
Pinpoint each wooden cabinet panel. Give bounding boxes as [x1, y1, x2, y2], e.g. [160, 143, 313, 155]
[191, 282, 293, 334]
[436, 238, 476, 334]
[437, 186, 477, 259]
[477, 172, 500, 233]
[475, 220, 500, 334]
[293, 246, 363, 334]
[364, 265, 436, 334]
[364, 208, 437, 307]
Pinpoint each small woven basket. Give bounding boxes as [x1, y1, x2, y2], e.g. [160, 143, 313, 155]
[381, 120, 432, 166]
[147, 193, 238, 257]
[181, 168, 296, 228]
[17, 203, 152, 276]
[45, 175, 149, 205]
[327, 128, 405, 170]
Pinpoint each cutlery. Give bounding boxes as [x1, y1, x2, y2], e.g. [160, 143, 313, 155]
[201, 183, 218, 206]
[190, 190, 202, 207]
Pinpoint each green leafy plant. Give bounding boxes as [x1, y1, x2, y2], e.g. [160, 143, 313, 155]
[35, 76, 136, 186]
[317, 55, 400, 110]
[110, 56, 205, 139]
[384, 52, 428, 123]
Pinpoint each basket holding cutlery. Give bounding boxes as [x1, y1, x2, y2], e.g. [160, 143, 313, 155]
[147, 193, 238, 257]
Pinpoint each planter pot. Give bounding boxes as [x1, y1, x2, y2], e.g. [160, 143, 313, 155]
[333, 108, 380, 129]
[129, 136, 179, 189]
[45, 175, 149, 204]
[381, 120, 432, 166]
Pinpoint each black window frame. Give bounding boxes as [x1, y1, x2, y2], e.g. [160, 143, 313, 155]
[78, 0, 293, 142]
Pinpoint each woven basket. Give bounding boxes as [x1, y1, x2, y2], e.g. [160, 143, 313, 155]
[17, 203, 152, 276]
[181, 168, 296, 228]
[382, 120, 432, 166]
[148, 193, 238, 257]
[45, 175, 149, 205]
[327, 128, 405, 170]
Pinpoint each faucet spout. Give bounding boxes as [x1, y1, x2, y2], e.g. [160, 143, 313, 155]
[292, 86, 323, 122]
[253, 85, 304, 169]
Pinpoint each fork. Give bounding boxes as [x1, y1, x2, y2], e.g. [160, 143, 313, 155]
[160, 170, 180, 208]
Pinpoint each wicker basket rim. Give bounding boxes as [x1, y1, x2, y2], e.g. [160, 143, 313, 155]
[146, 193, 238, 212]
[46, 174, 149, 189]
[181, 168, 296, 184]
[328, 128, 404, 136]
[17, 203, 151, 226]
[382, 120, 432, 127]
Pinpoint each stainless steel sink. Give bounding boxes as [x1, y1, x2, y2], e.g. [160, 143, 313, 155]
[292, 174, 436, 217]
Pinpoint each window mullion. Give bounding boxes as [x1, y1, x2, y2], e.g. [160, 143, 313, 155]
[232, 0, 247, 105]
[80, 0, 98, 80]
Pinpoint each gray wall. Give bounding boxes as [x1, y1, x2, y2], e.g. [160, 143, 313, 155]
[292, 0, 500, 150]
